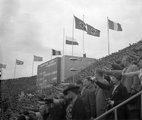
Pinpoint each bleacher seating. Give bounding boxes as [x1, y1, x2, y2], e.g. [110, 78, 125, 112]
[66, 40, 142, 82]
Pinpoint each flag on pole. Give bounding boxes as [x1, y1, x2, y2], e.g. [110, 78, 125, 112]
[16, 59, 24, 65]
[0, 63, 6, 69]
[108, 19, 122, 31]
[34, 55, 43, 62]
[86, 24, 100, 37]
[66, 36, 79, 45]
[52, 49, 61, 55]
[66, 40, 79, 45]
[74, 16, 86, 31]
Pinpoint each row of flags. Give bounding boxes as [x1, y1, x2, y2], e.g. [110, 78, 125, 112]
[74, 16, 122, 37]
[0, 49, 62, 69]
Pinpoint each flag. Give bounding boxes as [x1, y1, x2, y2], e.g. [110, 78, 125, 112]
[83, 53, 86, 58]
[0, 63, 6, 69]
[108, 19, 122, 31]
[86, 24, 100, 37]
[66, 36, 79, 45]
[16, 59, 24, 65]
[52, 49, 61, 55]
[66, 40, 79, 45]
[34, 55, 43, 62]
[74, 16, 86, 31]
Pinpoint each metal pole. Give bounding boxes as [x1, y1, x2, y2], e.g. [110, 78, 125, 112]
[51, 51, 53, 60]
[72, 16, 74, 56]
[107, 17, 110, 55]
[63, 28, 65, 56]
[32, 56, 34, 76]
[114, 109, 118, 120]
[14, 60, 16, 78]
[83, 15, 85, 55]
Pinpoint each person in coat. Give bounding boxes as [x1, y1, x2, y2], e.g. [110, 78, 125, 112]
[81, 77, 97, 119]
[106, 73, 128, 120]
[63, 84, 87, 120]
[94, 69, 110, 119]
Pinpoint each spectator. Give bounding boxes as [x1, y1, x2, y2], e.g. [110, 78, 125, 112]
[121, 55, 141, 120]
[105, 73, 128, 120]
[121, 55, 141, 94]
[63, 84, 87, 120]
[81, 77, 97, 119]
[94, 69, 110, 119]
[122, 56, 142, 84]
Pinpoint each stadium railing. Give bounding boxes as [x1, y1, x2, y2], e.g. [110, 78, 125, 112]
[94, 90, 142, 120]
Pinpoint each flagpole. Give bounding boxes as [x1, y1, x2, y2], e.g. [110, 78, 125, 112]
[72, 16, 74, 56]
[83, 14, 85, 55]
[51, 50, 53, 60]
[107, 17, 110, 55]
[14, 60, 17, 79]
[62, 28, 65, 82]
[63, 28, 65, 56]
[32, 56, 34, 76]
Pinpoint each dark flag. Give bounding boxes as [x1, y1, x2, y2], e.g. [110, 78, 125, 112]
[66, 36, 79, 45]
[86, 24, 100, 37]
[108, 19, 122, 31]
[52, 49, 61, 55]
[0, 64, 6, 69]
[34, 55, 43, 61]
[74, 16, 86, 31]
[16, 59, 24, 65]
[66, 40, 79, 45]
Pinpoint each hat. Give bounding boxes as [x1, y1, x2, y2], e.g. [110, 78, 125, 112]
[63, 84, 80, 95]
[44, 98, 53, 104]
[111, 63, 123, 70]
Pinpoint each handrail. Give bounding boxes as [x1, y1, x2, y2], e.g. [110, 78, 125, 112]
[94, 90, 142, 120]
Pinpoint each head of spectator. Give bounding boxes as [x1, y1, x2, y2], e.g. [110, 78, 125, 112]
[121, 55, 131, 67]
[83, 76, 93, 87]
[95, 69, 104, 80]
[110, 73, 122, 85]
[104, 75, 111, 83]
[63, 85, 80, 101]
[138, 56, 142, 68]
[115, 60, 121, 64]
[38, 104, 49, 120]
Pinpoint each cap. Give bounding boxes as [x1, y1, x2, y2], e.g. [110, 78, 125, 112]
[63, 84, 80, 95]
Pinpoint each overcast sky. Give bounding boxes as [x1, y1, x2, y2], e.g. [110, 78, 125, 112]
[0, 0, 142, 79]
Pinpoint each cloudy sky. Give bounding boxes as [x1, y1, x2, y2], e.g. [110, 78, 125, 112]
[0, 0, 142, 79]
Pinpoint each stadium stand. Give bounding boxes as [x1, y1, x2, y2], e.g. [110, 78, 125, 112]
[66, 40, 142, 82]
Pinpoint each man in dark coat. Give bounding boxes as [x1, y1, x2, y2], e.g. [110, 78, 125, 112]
[106, 73, 129, 120]
[63, 84, 87, 120]
[81, 77, 97, 119]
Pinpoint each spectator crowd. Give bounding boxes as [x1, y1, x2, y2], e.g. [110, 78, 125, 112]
[1, 40, 142, 120]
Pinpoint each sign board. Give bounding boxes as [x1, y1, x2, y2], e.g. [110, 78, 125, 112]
[37, 57, 61, 89]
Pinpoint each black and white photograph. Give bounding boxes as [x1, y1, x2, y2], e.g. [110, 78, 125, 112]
[0, 0, 142, 120]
